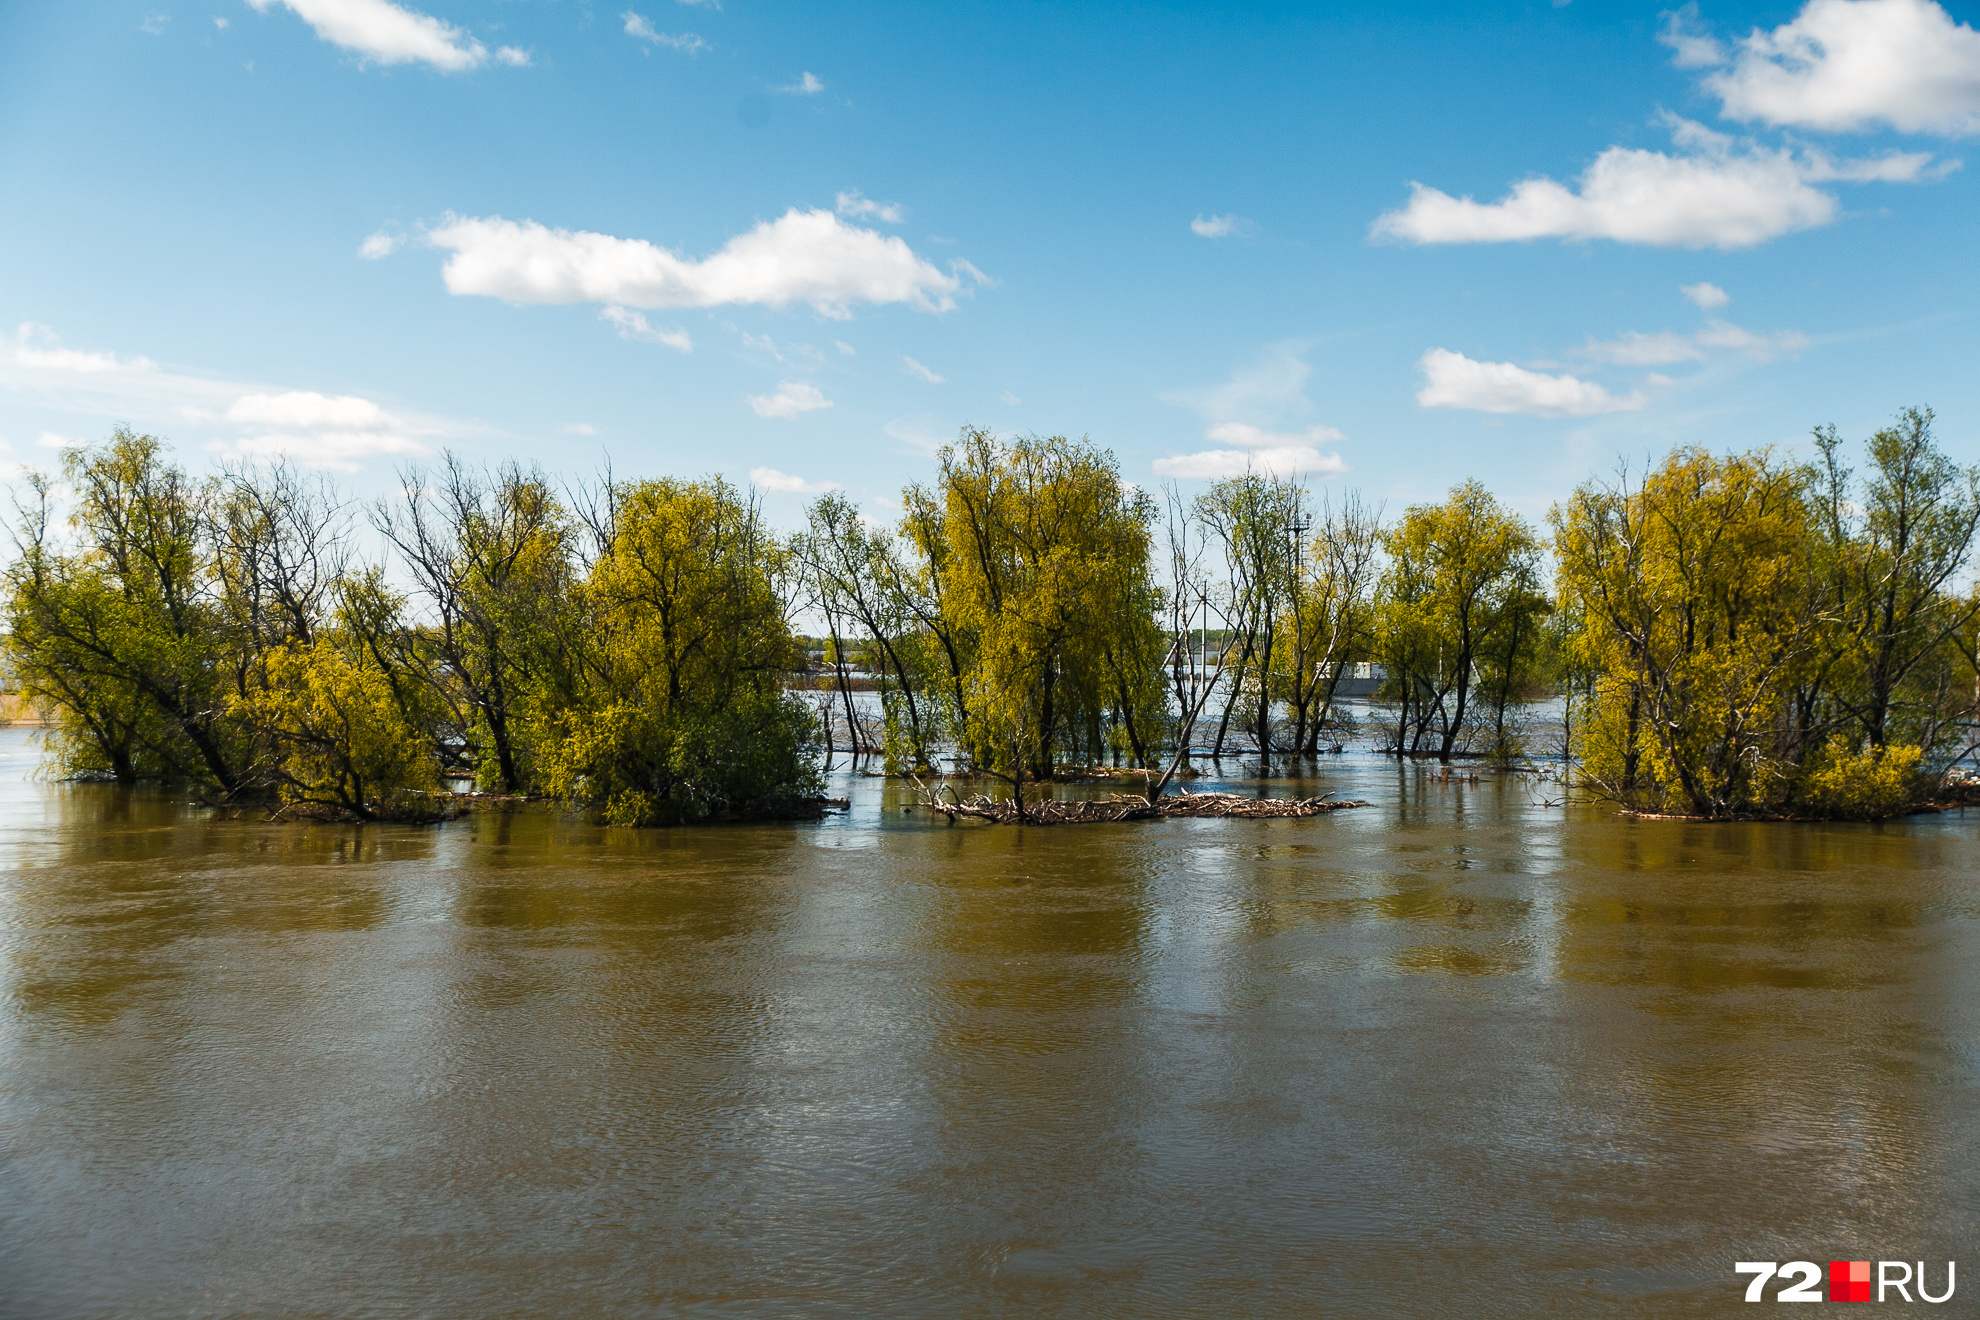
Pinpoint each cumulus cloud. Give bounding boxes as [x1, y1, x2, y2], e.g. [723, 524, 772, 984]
[1416, 349, 1647, 417]
[779, 72, 824, 94]
[1372, 114, 1943, 249]
[835, 189, 903, 223]
[1153, 444, 1345, 481]
[749, 466, 840, 494]
[1152, 421, 1348, 481]
[245, 0, 508, 72]
[622, 12, 706, 53]
[216, 390, 430, 470]
[1680, 280, 1730, 308]
[599, 305, 693, 351]
[902, 355, 944, 384]
[1190, 213, 1254, 238]
[748, 380, 831, 419]
[1687, 0, 1980, 135]
[359, 230, 403, 259]
[425, 209, 965, 318]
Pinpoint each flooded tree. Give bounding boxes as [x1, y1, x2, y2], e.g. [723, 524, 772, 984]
[1377, 479, 1543, 764]
[549, 475, 821, 825]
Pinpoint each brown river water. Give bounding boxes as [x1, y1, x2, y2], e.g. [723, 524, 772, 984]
[2, 722, 1977, 1318]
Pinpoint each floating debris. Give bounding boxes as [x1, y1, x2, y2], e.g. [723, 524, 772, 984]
[912, 787, 1369, 825]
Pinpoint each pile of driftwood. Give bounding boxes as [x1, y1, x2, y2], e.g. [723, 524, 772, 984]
[913, 788, 1369, 825]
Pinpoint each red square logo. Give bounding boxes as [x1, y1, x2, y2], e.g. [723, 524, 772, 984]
[1831, 1260, 1872, 1302]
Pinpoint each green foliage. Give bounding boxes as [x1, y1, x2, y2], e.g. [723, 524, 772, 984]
[8, 409, 1972, 828]
[1803, 736, 1925, 820]
[1378, 479, 1544, 762]
[900, 429, 1162, 806]
[544, 475, 822, 824]
[1552, 413, 1979, 819]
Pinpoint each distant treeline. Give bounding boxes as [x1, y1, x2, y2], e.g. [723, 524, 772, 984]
[5, 410, 1978, 822]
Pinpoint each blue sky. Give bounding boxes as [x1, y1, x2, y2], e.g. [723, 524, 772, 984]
[1, 0, 1976, 525]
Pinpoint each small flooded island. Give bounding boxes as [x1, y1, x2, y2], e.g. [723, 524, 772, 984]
[8, 410, 1977, 826]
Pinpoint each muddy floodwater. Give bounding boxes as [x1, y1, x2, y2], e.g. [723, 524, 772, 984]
[2, 723, 1977, 1318]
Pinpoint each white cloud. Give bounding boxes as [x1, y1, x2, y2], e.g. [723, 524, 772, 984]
[1371, 114, 1944, 249]
[1416, 349, 1647, 417]
[677, 0, 720, 7]
[622, 12, 706, 53]
[359, 230, 402, 259]
[225, 390, 398, 431]
[599, 305, 693, 352]
[748, 380, 832, 419]
[833, 339, 856, 356]
[494, 45, 530, 66]
[1658, 4, 1727, 68]
[425, 209, 964, 318]
[12, 323, 155, 375]
[998, 389, 1021, 405]
[749, 466, 840, 494]
[1697, 0, 1980, 135]
[1190, 213, 1253, 238]
[1680, 280, 1730, 309]
[1693, 319, 1812, 357]
[141, 13, 171, 35]
[1153, 445, 1346, 481]
[779, 72, 824, 94]
[902, 355, 944, 384]
[215, 16, 231, 29]
[1153, 419, 1347, 480]
[1572, 331, 1705, 367]
[245, 0, 504, 72]
[37, 432, 84, 450]
[0, 323, 463, 473]
[217, 390, 430, 470]
[835, 189, 903, 223]
[561, 422, 597, 435]
[1203, 421, 1347, 448]
[1575, 320, 1808, 365]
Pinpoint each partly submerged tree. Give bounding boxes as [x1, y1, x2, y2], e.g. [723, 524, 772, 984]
[547, 474, 821, 825]
[1377, 479, 1543, 763]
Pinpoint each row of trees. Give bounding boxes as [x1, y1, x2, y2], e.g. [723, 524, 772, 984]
[6, 409, 1978, 821]
[4, 432, 818, 823]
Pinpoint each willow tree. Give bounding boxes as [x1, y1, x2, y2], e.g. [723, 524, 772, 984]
[1806, 407, 1980, 756]
[1275, 492, 1383, 757]
[1552, 447, 1821, 816]
[909, 428, 1160, 814]
[376, 457, 580, 793]
[1377, 479, 1543, 763]
[238, 573, 444, 818]
[796, 491, 932, 770]
[5, 432, 259, 793]
[1195, 472, 1301, 762]
[547, 475, 819, 825]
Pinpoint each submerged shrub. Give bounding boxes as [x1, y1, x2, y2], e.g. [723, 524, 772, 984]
[1804, 737, 1925, 820]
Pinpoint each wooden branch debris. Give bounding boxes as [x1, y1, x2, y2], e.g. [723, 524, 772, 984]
[910, 786, 1370, 825]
